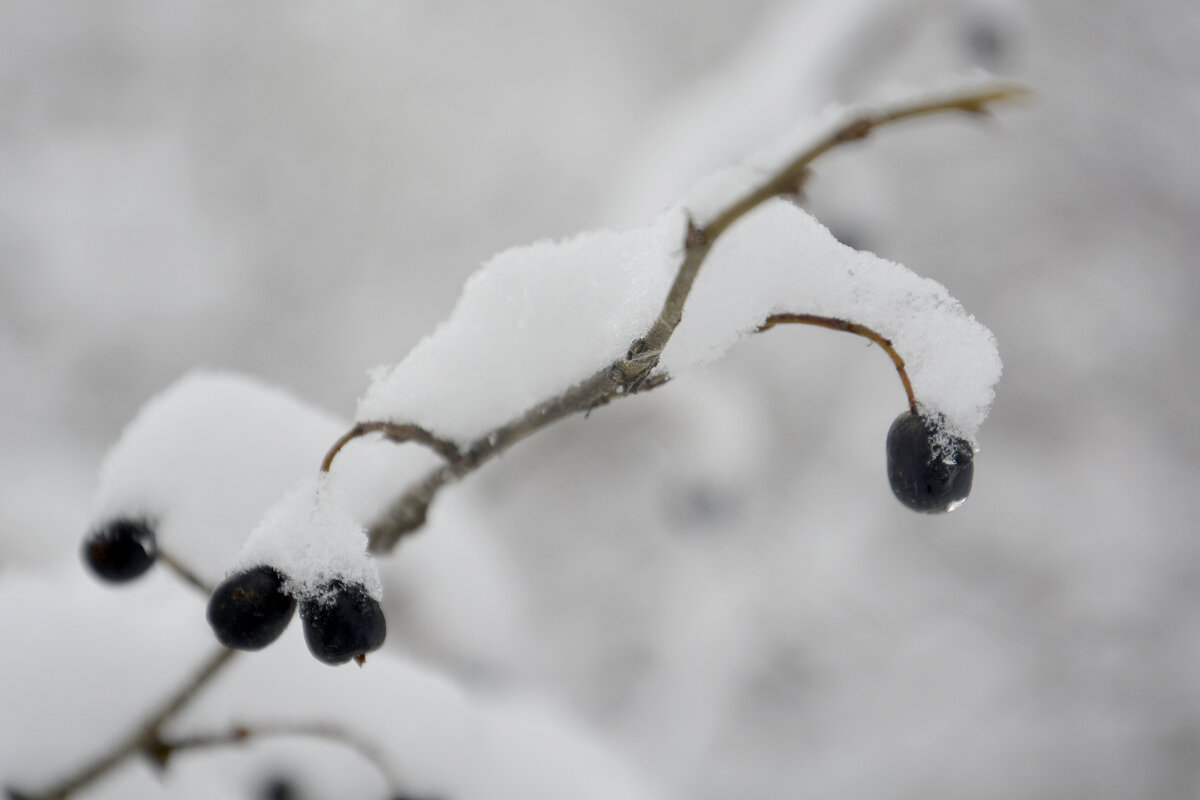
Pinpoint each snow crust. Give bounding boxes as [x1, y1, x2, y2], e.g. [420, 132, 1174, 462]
[90, 371, 343, 577]
[89, 369, 435, 581]
[230, 473, 383, 601]
[357, 209, 688, 443]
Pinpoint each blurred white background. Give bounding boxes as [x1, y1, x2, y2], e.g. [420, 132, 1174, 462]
[2, 0, 1199, 798]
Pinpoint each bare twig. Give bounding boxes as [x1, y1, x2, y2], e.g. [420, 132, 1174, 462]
[757, 313, 918, 413]
[321, 421, 464, 473]
[7, 647, 237, 800]
[150, 721, 402, 794]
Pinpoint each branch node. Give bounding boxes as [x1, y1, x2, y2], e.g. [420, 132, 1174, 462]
[141, 738, 172, 772]
[837, 116, 875, 142]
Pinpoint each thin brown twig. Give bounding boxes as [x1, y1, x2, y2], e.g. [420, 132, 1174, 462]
[151, 721, 402, 794]
[157, 547, 213, 595]
[320, 421, 464, 473]
[757, 313, 918, 413]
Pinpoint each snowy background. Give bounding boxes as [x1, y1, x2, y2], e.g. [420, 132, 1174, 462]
[3, 0, 1200, 798]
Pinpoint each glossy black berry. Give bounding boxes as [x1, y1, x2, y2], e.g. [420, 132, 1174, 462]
[300, 580, 387, 665]
[82, 518, 157, 582]
[207, 566, 296, 650]
[886, 410, 974, 513]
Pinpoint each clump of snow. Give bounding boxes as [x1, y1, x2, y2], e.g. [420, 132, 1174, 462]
[661, 200, 1001, 444]
[356, 209, 688, 444]
[89, 369, 434, 581]
[90, 371, 345, 577]
[231, 473, 382, 602]
[356, 204, 997, 447]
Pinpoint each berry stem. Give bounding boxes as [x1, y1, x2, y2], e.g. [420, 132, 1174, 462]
[757, 313, 918, 414]
[320, 421, 464, 473]
[157, 547, 213, 595]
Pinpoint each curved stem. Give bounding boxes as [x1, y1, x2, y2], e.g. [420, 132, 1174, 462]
[758, 313, 917, 413]
[320, 422, 463, 473]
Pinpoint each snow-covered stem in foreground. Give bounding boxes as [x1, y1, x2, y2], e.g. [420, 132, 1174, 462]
[357, 82, 1026, 553]
[6, 647, 237, 800]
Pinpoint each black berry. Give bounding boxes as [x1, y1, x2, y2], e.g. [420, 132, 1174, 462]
[258, 774, 302, 800]
[82, 518, 157, 582]
[300, 580, 386, 666]
[206, 566, 296, 650]
[886, 410, 974, 513]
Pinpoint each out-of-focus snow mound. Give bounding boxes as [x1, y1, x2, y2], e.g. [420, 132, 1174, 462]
[0, 565, 666, 800]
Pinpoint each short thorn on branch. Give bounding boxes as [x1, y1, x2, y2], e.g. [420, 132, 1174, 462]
[758, 313, 918, 414]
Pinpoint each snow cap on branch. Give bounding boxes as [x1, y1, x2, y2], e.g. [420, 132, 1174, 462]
[356, 209, 688, 442]
[661, 199, 1001, 443]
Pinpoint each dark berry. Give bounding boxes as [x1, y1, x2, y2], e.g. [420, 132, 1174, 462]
[206, 566, 296, 650]
[886, 410, 974, 513]
[300, 580, 386, 666]
[258, 774, 302, 800]
[82, 518, 157, 582]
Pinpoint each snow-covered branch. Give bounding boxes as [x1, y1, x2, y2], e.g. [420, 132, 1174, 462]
[360, 81, 1026, 552]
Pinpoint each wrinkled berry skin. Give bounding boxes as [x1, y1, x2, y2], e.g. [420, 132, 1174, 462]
[300, 580, 387, 665]
[82, 518, 157, 582]
[207, 566, 296, 650]
[886, 411, 974, 513]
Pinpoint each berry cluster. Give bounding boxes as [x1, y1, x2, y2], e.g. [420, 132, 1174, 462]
[885, 410, 974, 513]
[80, 518, 387, 666]
[208, 568, 387, 665]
